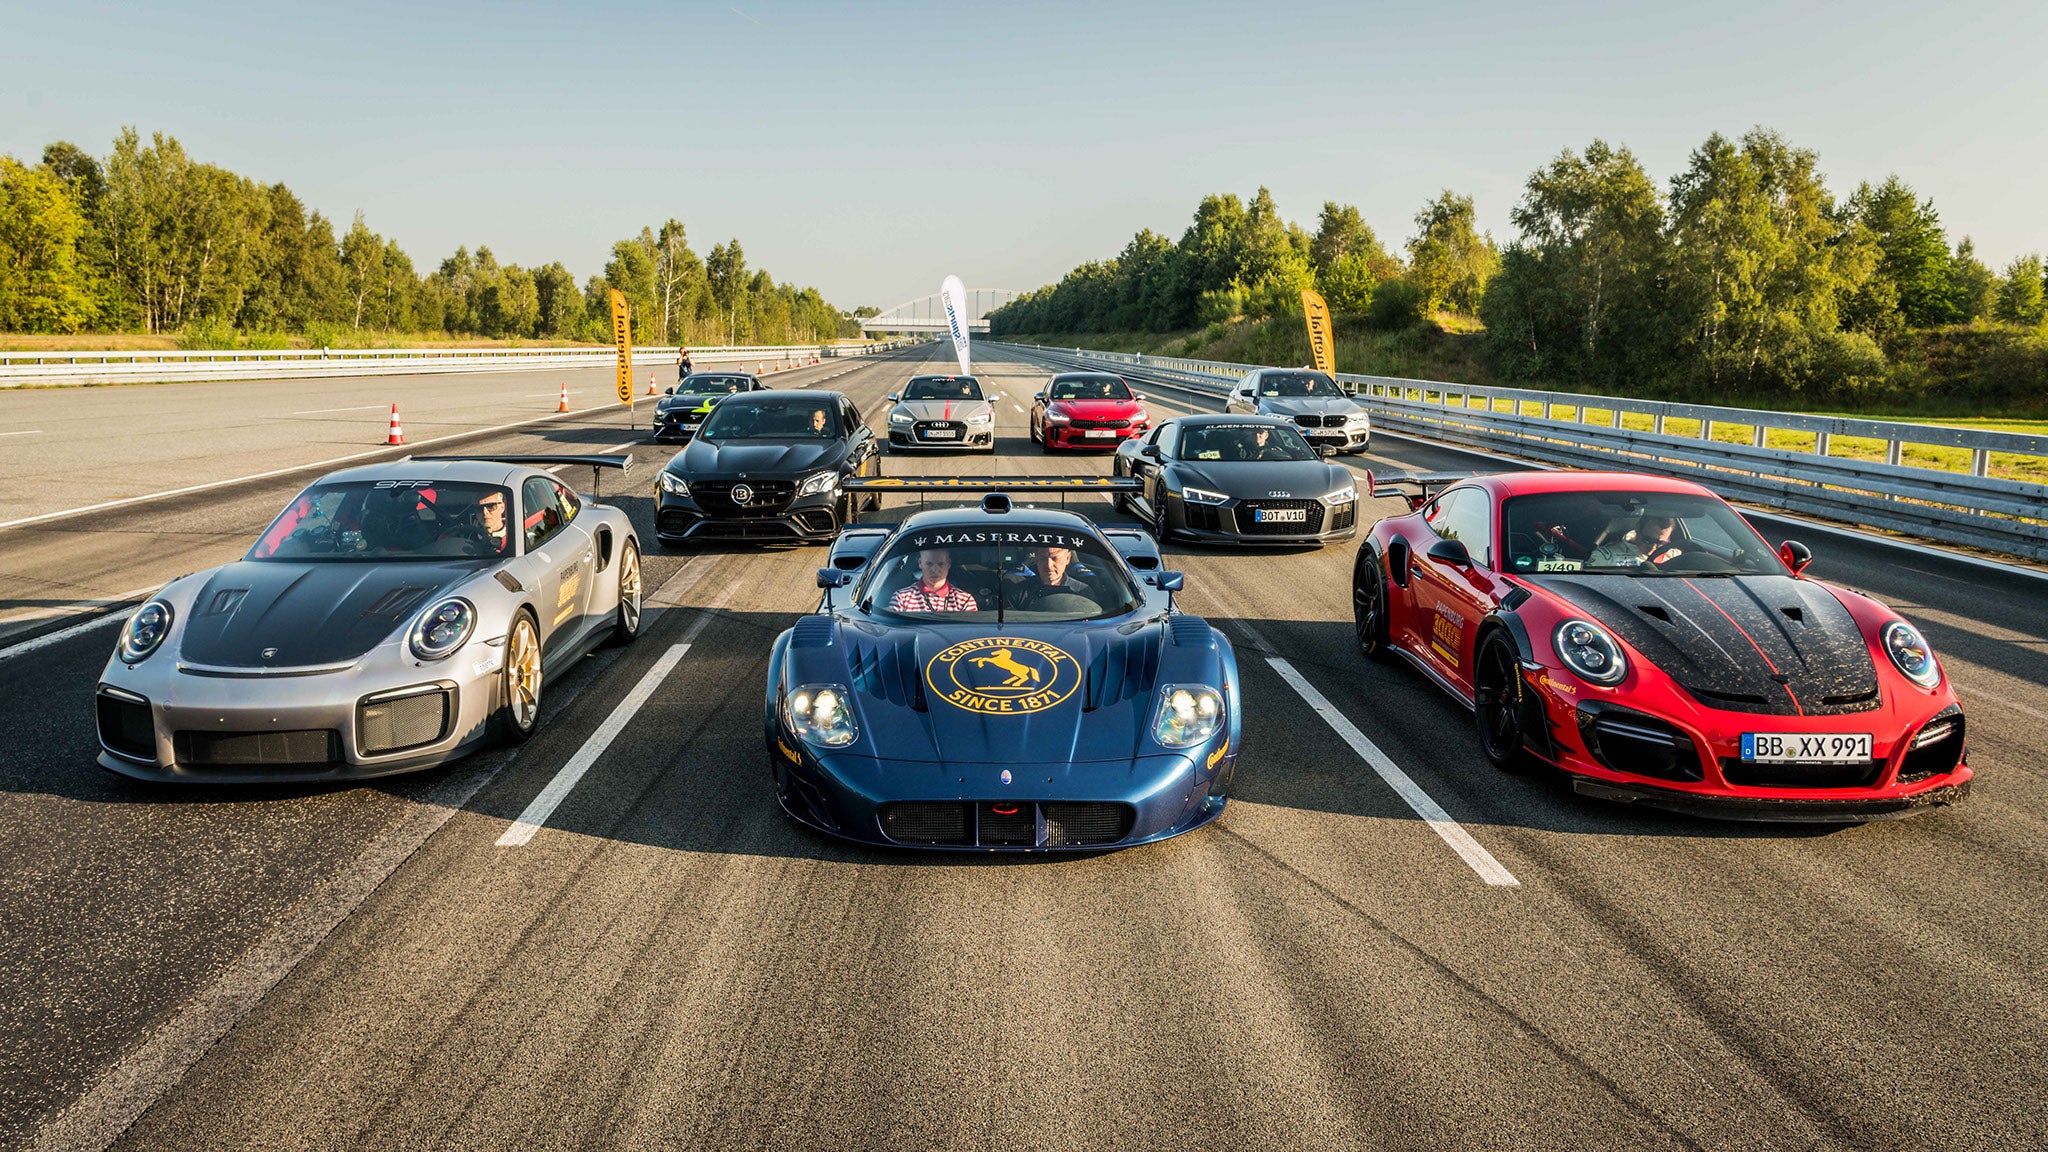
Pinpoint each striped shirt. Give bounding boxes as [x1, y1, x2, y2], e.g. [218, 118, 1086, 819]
[891, 582, 979, 613]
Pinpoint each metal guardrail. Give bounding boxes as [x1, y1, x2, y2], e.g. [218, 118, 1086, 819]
[0, 341, 907, 386]
[994, 342, 2048, 562]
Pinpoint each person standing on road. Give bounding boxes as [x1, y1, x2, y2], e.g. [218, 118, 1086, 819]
[677, 346, 694, 381]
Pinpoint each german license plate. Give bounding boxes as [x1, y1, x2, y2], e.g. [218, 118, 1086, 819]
[1254, 508, 1308, 523]
[1741, 732, 1871, 763]
[922, 428, 959, 439]
[1083, 429, 1116, 438]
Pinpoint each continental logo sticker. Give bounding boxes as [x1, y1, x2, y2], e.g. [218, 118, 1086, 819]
[1206, 740, 1229, 770]
[925, 637, 1081, 715]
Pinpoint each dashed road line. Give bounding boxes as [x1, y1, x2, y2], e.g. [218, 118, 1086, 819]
[290, 404, 384, 416]
[0, 428, 46, 437]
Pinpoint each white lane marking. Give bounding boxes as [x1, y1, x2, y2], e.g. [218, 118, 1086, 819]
[1266, 656, 1521, 888]
[1010, 403, 1025, 414]
[0, 429, 45, 437]
[495, 642, 692, 847]
[289, 404, 383, 416]
[0, 585, 165, 662]
[0, 410, 581, 532]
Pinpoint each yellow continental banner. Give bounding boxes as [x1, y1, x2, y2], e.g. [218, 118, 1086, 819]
[609, 289, 633, 405]
[1301, 289, 1336, 376]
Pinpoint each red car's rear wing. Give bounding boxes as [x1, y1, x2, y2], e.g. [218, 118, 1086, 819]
[1364, 470, 1471, 511]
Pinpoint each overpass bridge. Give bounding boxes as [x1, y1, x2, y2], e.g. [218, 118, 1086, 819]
[859, 287, 1021, 335]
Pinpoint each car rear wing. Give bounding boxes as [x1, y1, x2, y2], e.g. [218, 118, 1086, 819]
[842, 475, 1141, 519]
[411, 454, 632, 497]
[1364, 470, 1469, 511]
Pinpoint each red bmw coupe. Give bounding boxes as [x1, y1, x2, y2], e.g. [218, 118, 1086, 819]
[1030, 372, 1150, 452]
[1351, 470, 1969, 820]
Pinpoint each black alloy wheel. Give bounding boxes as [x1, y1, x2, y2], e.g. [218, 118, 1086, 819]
[1352, 547, 1390, 660]
[1473, 632, 1533, 772]
[1150, 494, 1171, 544]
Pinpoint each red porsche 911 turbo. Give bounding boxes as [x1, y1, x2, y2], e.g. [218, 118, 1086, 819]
[1350, 470, 1969, 820]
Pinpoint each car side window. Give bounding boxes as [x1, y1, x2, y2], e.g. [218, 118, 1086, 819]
[842, 403, 860, 437]
[548, 480, 580, 527]
[1429, 488, 1493, 568]
[522, 477, 565, 551]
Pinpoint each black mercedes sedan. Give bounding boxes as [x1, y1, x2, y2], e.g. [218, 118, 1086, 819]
[652, 371, 765, 442]
[1111, 415, 1359, 546]
[656, 390, 882, 546]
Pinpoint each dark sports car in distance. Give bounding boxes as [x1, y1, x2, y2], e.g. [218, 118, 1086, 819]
[656, 390, 882, 545]
[96, 455, 643, 782]
[1030, 372, 1150, 451]
[653, 371, 764, 442]
[1226, 368, 1371, 453]
[1112, 415, 1359, 545]
[765, 487, 1241, 850]
[1350, 469, 1969, 820]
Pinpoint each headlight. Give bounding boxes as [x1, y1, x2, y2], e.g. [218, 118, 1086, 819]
[1554, 619, 1626, 686]
[1325, 485, 1357, 505]
[1045, 410, 1072, 424]
[1179, 487, 1228, 506]
[968, 410, 994, 425]
[409, 597, 476, 661]
[1133, 409, 1149, 426]
[889, 410, 914, 425]
[119, 600, 174, 663]
[785, 683, 858, 747]
[659, 471, 690, 496]
[1883, 620, 1941, 688]
[1346, 412, 1371, 426]
[1152, 684, 1224, 749]
[796, 470, 838, 497]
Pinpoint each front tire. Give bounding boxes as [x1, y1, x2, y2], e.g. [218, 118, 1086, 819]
[1352, 545, 1391, 661]
[607, 539, 642, 645]
[494, 612, 543, 744]
[1474, 632, 1533, 772]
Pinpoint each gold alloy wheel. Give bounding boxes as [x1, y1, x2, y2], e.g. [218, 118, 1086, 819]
[618, 543, 642, 635]
[508, 616, 542, 732]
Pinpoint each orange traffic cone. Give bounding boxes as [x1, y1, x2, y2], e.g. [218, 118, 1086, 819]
[385, 403, 404, 445]
[556, 383, 571, 413]
[646, 373, 656, 396]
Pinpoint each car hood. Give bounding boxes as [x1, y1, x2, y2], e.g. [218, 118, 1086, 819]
[895, 398, 991, 421]
[1527, 573, 1879, 716]
[177, 560, 477, 667]
[1256, 396, 1362, 418]
[1174, 459, 1345, 498]
[659, 392, 725, 413]
[821, 620, 1175, 763]
[1049, 398, 1144, 419]
[675, 437, 843, 478]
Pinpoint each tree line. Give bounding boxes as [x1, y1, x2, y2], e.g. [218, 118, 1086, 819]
[988, 128, 2048, 401]
[0, 129, 859, 346]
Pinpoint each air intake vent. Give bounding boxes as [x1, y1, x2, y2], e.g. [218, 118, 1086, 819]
[1638, 605, 1671, 623]
[1084, 637, 1159, 711]
[362, 586, 431, 620]
[1169, 616, 1214, 648]
[791, 615, 836, 648]
[1779, 606, 1803, 622]
[200, 589, 247, 617]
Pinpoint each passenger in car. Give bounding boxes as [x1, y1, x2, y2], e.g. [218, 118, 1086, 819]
[890, 549, 980, 612]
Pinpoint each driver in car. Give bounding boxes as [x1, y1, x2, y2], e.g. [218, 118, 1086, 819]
[1237, 426, 1290, 461]
[811, 407, 833, 437]
[474, 491, 512, 554]
[1008, 545, 1092, 610]
[890, 548, 979, 612]
[1590, 513, 1683, 567]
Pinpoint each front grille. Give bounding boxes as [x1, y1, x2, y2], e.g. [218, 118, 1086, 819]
[1721, 758, 1883, 789]
[692, 480, 795, 518]
[1331, 504, 1356, 531]
[173, 728, 341, 769]
[1578, 706, 1703, 782]
[96, 690, 155, 760]
[876, 800, 1135, 848]
[1898, 710, 1966, 783]
[1185, 505, 1223, 532]
[358, 687, 452, 755]
[1294, 414, 1346, 429]
[1234, 500, 1325, 535]
[1069, 418, 1131, 429]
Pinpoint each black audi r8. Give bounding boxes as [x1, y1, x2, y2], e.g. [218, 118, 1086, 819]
[1112, 415, 1359, 545]
[652, 371, 765, 442]
[656, 390, 882, 546]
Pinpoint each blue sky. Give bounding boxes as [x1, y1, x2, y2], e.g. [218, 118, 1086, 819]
[5, 0, 2044, 310]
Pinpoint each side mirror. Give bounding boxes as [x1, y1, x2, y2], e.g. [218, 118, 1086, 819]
[1155, 571, 1185, 592]
[886, 392, 899, 402]
[1317, 445, 1339, 457]
[816, 568, 853, 590]
[1779, 539, 1813, 576]
[988, 392, 1002, 402]
[1426, 539, 1473, 569]
[1134, 392, 1147, 401]
[1141, 445, 1163, 460]
[1343, 383, 1357, 396]
[664, 386, 674, 395]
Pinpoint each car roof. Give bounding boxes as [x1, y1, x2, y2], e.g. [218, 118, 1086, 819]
[318, 458, 525, 487]
[1048, 371, 1125, 380]
[1474, 470, 1718, 500]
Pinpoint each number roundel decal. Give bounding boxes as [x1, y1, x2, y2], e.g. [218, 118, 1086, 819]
[925, 638, 1082, 715]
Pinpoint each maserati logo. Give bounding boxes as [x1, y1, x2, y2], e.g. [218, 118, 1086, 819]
[260, 647, 278, 660]
[731, 483, 754, 504]
[925, 637, 1081, 715]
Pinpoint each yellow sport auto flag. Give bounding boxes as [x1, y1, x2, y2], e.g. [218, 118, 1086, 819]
[1302, 289, 1336, 376]
[610, 289, 633, 405]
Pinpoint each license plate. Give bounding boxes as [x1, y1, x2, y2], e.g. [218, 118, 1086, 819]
[1083, 429, 1116, 438]
[922, 429, 959, 439]
[1254, 508, 1308, 523]
[1741, 732, 1872, 763]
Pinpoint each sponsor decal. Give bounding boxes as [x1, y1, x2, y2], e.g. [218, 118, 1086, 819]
[903, 530, 1091, 550]
[1206, 740, 1229, 770]
[942, 274, 971, 376]
[925, 636, 1082, 715]
[1430, 603, 1466, 668]
[856, 476, 1127, 489]
[610, 289, 633, 405]
[373, 479, 436, 489]
[1301, 289, 1336, 375]
[1537, 674, 1578, 697]
[777, 738, 800, 763]
[552, 573, 581, 626]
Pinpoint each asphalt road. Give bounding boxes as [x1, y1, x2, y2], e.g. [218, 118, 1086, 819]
[1, 345, 2042, 1151]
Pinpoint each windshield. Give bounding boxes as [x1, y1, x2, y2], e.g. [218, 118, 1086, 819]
[1502, 491, 1785, 577]
[1255, 371, 1342, 397]
[904, 376, 983, 401]
[680, 374, 751, 394]
[250, 480, 516, 562]
[1179, 423, 1317, 461]
[1047, 375, 1133, 401]
[859, 526, 1145, 622]
[699, 398, 839, 440]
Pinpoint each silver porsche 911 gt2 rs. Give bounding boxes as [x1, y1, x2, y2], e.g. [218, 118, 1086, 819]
[94, 454, 642, 783]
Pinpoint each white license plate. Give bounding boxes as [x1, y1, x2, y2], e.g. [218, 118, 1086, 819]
[1083, 429, 1116, 438]
[1254, 508, 1308, 523]
[1741, 732, 1872, 763]
[922, 429, 959, 439]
